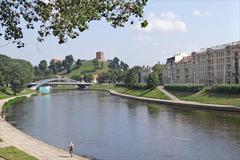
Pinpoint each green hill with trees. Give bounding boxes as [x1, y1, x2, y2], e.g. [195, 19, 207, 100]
[66, 60, 109, 79]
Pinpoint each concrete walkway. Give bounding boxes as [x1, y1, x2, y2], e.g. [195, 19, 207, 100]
[157, 86, 180, 101]
[0, 95, 88, 160]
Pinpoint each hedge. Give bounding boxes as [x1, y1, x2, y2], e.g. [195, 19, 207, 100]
[116, 83, 149, 90]
[209, 85, 240, 94]
[164, 84, 204, 92]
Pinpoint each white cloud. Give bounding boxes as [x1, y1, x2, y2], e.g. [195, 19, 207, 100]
[192, 10, 211, 17]
[136, 11, 187, 33]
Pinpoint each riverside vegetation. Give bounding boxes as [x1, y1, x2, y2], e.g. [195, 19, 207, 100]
[90, 84, 170, 100]
[164, 84, 240, 107]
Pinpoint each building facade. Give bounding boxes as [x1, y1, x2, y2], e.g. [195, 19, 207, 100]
[140, 65, 152, 83]
[163, 41, 240, 85]
[96, 51, 104, 61]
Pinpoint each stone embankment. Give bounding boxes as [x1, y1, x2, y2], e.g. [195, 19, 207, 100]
[0, 95, 88, 160]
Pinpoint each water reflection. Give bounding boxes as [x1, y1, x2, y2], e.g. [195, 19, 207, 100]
[6, 90, 240, 160]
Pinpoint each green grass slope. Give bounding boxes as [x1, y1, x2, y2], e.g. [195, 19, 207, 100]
[0, 146, 37, 160]
[90, 84, 170, 100]
[168, 89, 240, 107]
[66, 60, 109, 78]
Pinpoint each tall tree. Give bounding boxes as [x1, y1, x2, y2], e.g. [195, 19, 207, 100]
[92, 58, 100, 69]
[147, 73, 160, 88]
[0, 54, 33, 93]
[120, 61, 129, 71]
[63, 55, 74, 73]
[124, 67, 140, 86]
[49, 60, 62, 74]
[152, 64, 165, 84]
[0, 0, 148, 47]
[38, 60, 48, 73]
[76, 59, 82, 68]
[109, 57, 121, 70]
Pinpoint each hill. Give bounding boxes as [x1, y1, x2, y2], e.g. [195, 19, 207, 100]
[66, 60, 109, 78]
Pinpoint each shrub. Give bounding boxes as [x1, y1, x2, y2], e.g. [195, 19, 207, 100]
[116, 83, 149, 90]
[164, 84, 204, 92]
[209, 85, 240, 94]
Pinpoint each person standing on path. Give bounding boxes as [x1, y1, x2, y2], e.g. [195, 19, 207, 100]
[69, 141, 74, 157]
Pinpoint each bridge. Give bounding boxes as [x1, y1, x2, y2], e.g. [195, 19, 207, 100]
[26, 78, 93, 90]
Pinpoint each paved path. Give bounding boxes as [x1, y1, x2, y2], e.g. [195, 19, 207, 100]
[157, 86, 180, 101]
[0, 95, 88, 160]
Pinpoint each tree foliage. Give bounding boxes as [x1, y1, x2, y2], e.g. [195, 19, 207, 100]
[83, 73, 93, 83]
[152, 64, 165, 84]
[63, 55, 74, 73]
[0, 54, 34, 94]
[124, 67, 140, 86]
[92, 58, 100, 69]
[49, 60, 62, 74]
[0, 0, 148, 47]
[147, 73, 159, 88]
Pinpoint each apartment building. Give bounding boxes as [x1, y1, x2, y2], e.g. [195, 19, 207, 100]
[163, 41, 240, 85]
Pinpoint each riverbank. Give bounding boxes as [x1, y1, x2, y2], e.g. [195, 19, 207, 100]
[89, 84, 240, 112]
[89, 84, 170, 100]
[0, 95, 88, 160]
[167, 90, 240, 107]
[0, 88, 35, 100]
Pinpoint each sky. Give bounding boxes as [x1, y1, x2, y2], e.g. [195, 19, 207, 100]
[0, 0, 240, 67]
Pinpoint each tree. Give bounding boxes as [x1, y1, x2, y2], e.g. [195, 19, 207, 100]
[124, 67, 140, 86]
[120, 61, 129, 71]
[0, 54, 33, 93]
[63, 55, 74, 73]
[92, 59, 100, 69]
[49, 60, 62, 74]
[38, 60, 48, 73]
[97, 72, 109, 83]
[76, 59, 82, 68]
[83, 74, 93, 83]
[107, 69, 118, 83]
[0, 71, 4, 86]
[117, 71, 127, 83]
[152, 64, 165, 84]
[109, 57, 121, 70]
[0, 1, 148, 48]
[147, 73, 160, 88]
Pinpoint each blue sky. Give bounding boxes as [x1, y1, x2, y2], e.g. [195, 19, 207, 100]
[0, 0, 239, 67]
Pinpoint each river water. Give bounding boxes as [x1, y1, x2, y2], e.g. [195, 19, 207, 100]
[6, 90, 240, 160]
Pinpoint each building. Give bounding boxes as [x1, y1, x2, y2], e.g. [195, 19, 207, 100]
[51, 58, 62, 63]
[96, 51, 104, 61]
[39, 86, 52, 94]
[163, 41, 240, 85]
[140, 65, 152, 83]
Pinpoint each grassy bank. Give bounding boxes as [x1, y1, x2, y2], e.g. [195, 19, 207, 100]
[90, 84, 170, 100]
[2, 96, 27, 111]
[168, 90, 240, 107]
[0, 146, 37, 160]
[0, 88, 35, 100]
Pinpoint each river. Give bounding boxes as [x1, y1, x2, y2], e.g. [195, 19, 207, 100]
[6, 90, 240, 160]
